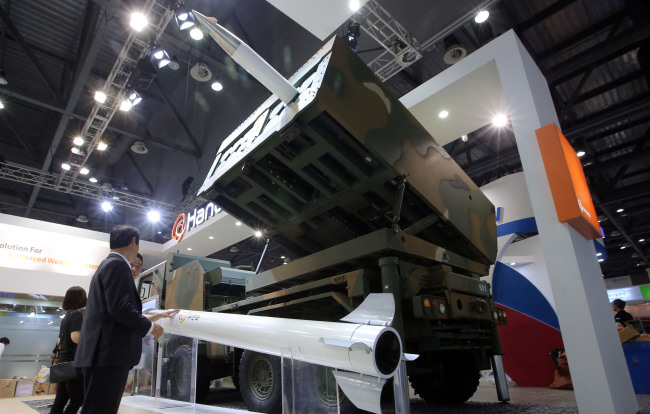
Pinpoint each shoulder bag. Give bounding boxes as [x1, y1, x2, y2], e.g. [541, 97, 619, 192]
[50, 311, 81, 383]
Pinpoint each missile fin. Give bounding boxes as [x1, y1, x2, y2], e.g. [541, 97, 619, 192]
[321, 337, 372, 353]
[332, 371, 386, 414]
[340, 293, 395, 326]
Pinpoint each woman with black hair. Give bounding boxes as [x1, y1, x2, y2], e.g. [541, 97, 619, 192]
[50, 286, 87, 414]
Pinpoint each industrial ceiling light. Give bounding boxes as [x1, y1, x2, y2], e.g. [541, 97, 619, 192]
[190, 26, 204, 40]
[150, 46, 171, 69]
[126, 89, 142, 106]
[235, 221, 242, 226]
[80, 167, 89, 175]
[492, 113, 508, 127]
[345, 22, 361, 52]
[73, 136, 84, 146]
[101, 201, 113, 212]
[174, 3, 196, 30]
[97, 141, 108, 151]
[61, 163, 71, 170]
[254, 230, 263, 237]
[475, 10, 489, 23]
[0, 101, 4, 109]
[576, 150, 586, 157]
[71, 147, 85, 156]
[120, 100, 133, 111]
[0, 69, 7, 85]
[89, 177, 98, 183]
[147, 210, 160, 223]
[130, 12, 148, 32]
[438, 110, 449, 119]
[211, 79, 223, 91]
[349, 0, 361, 11]
[76, 215, 88, 223]
[461, 135, 468, 142]
[94, 91, 107, 103]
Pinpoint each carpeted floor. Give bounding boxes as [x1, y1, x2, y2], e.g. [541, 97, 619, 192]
[21, 398, 54, 413]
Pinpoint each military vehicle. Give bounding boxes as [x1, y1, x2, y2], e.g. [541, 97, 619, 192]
[141, 34, 507, 413]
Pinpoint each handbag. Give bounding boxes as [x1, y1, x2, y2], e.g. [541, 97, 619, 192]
[50, 361, 80, 383]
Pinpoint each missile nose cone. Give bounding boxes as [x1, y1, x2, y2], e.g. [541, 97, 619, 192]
[192, 10, 239, 55]
[191, 10, 217, 25]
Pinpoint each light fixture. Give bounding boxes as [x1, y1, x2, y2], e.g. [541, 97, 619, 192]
[101, 201, 113, 212]
[150, 46, 171, 69]
[280, 255, 285, 259]
[211, 80, 223, 91]
[596, 252, 602, 256]
[349, 0, 361, 11]
[130, 12, 148, 32]
[97, 141, 108, 151]
[174, 3, 196, 30]
[254, 231, 263, 237]
[598, 258, 604, 262]
[126, 89, 142, 106]
[94, 91, 107, 103]
[438, 110, 449, 119]
[492, 113, 508, 127]
[640, 238, 645, 242]
[120, 100, 133, 111]
[209, 236, 214, 240]
[461, 134, 468, 142]
[0, 69, 7, 85]
[509, 262, 516, 266]
[71, 147, 85, 156]
[617, 208, 624, 213]
[147, 210, 160, 223]
[576, 151, 586, 157]
[61, 163, 71, 171]
[475, 10, 489, 23]
[168, 56, 180, 71]
[190, 27, 204, 40]
[235, 221, 242, 226]
[620, 245, 627, 250]
[345, 22, 361, 52]
[80, 167, 89, 175]
[442, 35, 467, 65]
[157, 231, 162, 234]
[187, 247, 192, 251]
[76, 215, 88, 223]
[0, 101, 4, 110]
[89, 177, 98, 183]
[113, 196, 120, 200]
[73, 136, 84, 146]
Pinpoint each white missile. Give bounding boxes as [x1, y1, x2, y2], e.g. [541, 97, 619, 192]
[192, 10, 299, 105]
[154, 293, 401, 379]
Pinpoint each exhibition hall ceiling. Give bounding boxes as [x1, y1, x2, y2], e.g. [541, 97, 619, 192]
[0, 0, 648, 278]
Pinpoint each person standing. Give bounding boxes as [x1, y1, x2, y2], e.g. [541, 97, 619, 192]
[612, 299, 634, 325]
[131, 253, 143, 281]
[75, 225, 174, 414]
[0, 337, 9, 359]
[50, 286, 87, 414]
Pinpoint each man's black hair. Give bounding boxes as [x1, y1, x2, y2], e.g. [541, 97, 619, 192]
[110, 224, 139, 249]
[136, 253, 143, 261]
[612, 299, 626, 309]
[0, 337, 9, 345]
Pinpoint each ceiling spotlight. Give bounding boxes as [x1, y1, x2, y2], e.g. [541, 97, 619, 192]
[80, 167, 89, 175]
[97, 142, 108, 151]
[640, 238, 645, 242]
[475, 10, 489, 23]
[61, 163, 71, 171]
[235, 221, 242, 226]
[617, 208, 624, 213]
[211, 80, 223, 91]
[101, 201, 113, 212]
[461, 135, 468, 142]
[89, 177, 98, 183]
[130, 12, 148, 32]
[509, 262, 516, 266]
[113, 196, 120, 200]
[0, 69, 7, 85]
[438, 110, 449, 119]
[349, 0, 361, 11]
[598, 258, 604, 262]
[190, 27, 204, 40]
[620, 245, 627, 250]
[126, 89, 142, 106]
[71, 147, 85, 156]
[254, 230, 263, 238]
[174, 3, 196, 30]
[492, 113, 508, 127]
[147, 210, 160, 223]
[120, 100, 133, 111]
[151, 46, 171, 69]
[168, 56, 180, 71]
[0, 101, 4, 110]
[576, 151, 586, 157]
[187, 247, 192, 251]
[73, 136, 84, 146]
[94, 91, 107, 104]
[209, 236, 214, 240]
[345, 22, 361, 52]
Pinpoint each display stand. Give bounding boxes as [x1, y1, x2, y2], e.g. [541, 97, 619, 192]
[154, 333, 198, 408]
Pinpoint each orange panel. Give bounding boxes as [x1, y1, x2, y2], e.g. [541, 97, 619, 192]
[536, 124, 601, 240]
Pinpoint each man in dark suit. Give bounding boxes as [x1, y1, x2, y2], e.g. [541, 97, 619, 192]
[75, 225, 173, 414]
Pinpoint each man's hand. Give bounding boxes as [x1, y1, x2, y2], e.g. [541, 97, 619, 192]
[144, 309, 179, 323]
[151, 323, 164, 340]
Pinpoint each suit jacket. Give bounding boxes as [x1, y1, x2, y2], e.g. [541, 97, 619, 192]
[75, 253, 151, 368]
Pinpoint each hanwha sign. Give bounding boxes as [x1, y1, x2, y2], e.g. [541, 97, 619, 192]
[171, 202, 222, 242]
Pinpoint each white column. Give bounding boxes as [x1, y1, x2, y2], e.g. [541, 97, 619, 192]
[496, 32, 637, 414]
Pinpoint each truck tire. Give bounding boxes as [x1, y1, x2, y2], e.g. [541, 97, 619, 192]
[410, 351, 480, 404]
[169, 344, 193, 401]
[295, 363, 359, 414]
[239, 350, 282, 413]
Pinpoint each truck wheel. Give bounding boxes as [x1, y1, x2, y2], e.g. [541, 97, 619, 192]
[297, 364, 359, 414]
[239, 351, 282, 413]
[169, 344, 193, 401]
[410, 351, 480, 404]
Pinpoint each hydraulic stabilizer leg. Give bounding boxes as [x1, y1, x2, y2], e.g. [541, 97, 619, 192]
[491, 354, 510, 401]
